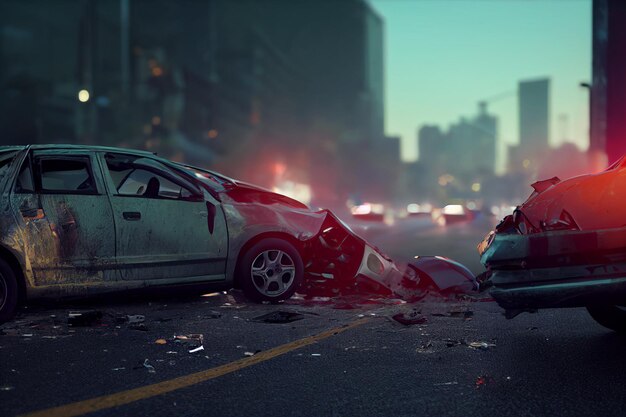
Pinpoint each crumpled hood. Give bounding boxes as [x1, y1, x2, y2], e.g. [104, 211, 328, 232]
[520, 164, 626, 231]
[222, 181, 308, 210]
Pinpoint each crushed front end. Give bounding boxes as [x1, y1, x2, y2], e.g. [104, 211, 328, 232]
[479, 167, 626, 315]
[303, 211, 477, 300]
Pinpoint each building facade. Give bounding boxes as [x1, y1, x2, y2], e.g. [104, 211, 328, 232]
[591, 0, 626, 165]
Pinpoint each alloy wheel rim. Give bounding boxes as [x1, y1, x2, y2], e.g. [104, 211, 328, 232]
[251, 250, 296, 297]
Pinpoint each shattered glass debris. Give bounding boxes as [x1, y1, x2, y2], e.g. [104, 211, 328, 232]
[67, 311, 102, 327]
[142, 359, 156, 374]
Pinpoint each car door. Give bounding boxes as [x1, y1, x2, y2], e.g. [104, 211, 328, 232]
[11, 149, 116, 285]
[98, 151, 227, 282]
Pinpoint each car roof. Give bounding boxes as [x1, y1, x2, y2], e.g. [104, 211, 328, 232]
[0, 144, 157, 157]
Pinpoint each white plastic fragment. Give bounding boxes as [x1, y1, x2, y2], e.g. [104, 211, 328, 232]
[189, 346, 205, 354]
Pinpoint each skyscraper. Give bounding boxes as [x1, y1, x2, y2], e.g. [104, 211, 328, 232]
[518, 78, 550, 152]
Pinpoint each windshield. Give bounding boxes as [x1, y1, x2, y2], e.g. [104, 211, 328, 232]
[173, 162, 234, 187]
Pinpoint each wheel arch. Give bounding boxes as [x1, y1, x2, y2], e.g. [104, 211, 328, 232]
[233, 232, 306, 289]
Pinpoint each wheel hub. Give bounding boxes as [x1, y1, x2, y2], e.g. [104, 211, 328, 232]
[251, 249, 296, 297]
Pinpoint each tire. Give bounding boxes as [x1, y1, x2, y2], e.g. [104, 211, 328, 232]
[587, 305, 626, 333]
[238, 238, 303, 303]
[0, 258, 19, 324]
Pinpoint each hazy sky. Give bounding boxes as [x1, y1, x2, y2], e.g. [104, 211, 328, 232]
[370, 0, 591, 172]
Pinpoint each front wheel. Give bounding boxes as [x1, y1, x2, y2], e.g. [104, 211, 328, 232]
[586, 305, 626, 333]
[238, 239, 304, 303]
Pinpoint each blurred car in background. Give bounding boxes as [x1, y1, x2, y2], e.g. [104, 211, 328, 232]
[433, 204, 475, 226]
[479, 158, 626, 332]
[350, 202, 386, 222]
[406, 203, 433, 219]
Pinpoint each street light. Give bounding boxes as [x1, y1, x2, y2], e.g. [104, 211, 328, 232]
[78, 89, 90, 103]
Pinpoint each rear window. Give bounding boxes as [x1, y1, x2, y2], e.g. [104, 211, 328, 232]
[37, 158, 96, 193]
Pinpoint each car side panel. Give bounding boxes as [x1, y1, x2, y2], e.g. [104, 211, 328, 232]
[14, 150, 117, 285]
[95, 152, 228, 282]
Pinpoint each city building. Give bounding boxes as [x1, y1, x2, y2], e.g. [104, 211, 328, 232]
[417, 104, 497, 176]
[519, 78, 549, 151]
[509, 78, 550, 174]
[590, 0, 626, 166]
[447, 102, 497, 176]
[0, 0, 385, 205]
[415, 103, 498, 201]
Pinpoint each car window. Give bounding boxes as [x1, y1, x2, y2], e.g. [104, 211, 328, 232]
[15, 157, 34, 193]
[35, 157, 96, 194]
[105, 153, 194, 200]
[117, 168, 193, 200]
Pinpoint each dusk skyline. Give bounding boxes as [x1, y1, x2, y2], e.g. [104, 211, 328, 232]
[371, 0, 591, 172]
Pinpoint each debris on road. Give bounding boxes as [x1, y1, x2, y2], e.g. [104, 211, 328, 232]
[143, 359, 156, 374]
[127, 315, 145, 324]
[251, 311, 305, 324]
[391, 310, 427, 326]
[416, 341, 434, 353]
[174, 334, 204, 353]
[431, 310, 473, 319]
[115, 314, 146, 325]
[204, 311, 223, 319]
[244, 350, 261, 357]
[201, 292, 221, 297]
[174, 334, 203, 343]
[444, 339, 465, 348]
[475, 375, 494, 389]
[130, 323, 149, 331]
[468, 341, 496, 350]
[189, 345, 205, 354]
[67, 311, 102, 327]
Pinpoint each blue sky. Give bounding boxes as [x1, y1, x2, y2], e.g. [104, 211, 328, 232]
[370, 0, 591, 172]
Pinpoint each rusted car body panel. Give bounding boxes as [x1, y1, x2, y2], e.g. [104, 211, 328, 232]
[0, 144, 476, 303]
[479, 159, 626, 312]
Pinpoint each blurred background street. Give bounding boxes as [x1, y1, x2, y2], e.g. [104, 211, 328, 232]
[0, 0, 606, 215]
[3, 0, 626, 415]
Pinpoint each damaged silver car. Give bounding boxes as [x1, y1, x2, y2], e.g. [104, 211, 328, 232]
[0, 145, 477, 323]
[479, 158, 626, 332]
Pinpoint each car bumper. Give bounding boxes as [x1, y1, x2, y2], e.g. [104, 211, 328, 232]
[479, 227, 626, 310]
[489, 272, 626, 309]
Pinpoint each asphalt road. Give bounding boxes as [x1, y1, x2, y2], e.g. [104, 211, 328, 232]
[2, 214, 626, 417]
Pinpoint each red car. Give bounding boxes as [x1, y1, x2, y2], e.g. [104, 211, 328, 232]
[479, 157, 626, 332]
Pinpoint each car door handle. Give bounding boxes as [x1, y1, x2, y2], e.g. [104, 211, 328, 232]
[123, 211, 141, 221]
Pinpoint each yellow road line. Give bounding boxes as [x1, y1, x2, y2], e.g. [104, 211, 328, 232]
[19, 318, 369, 417]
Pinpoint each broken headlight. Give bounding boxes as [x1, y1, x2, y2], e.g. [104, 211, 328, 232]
[540, 209, 580, 232]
